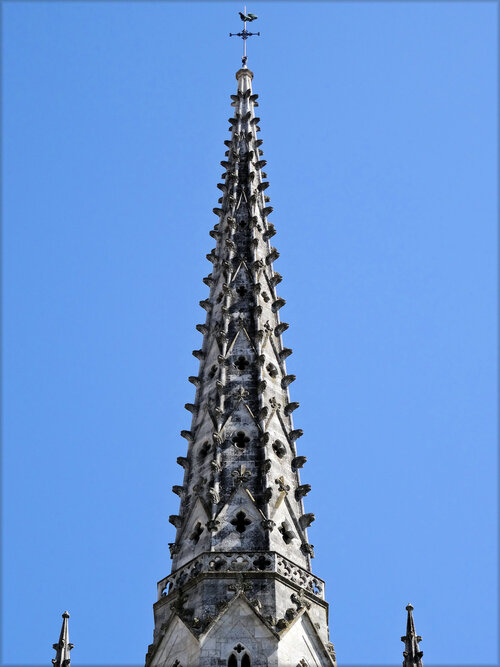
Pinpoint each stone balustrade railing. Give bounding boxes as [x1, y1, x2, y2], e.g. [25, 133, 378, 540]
[157, 551, 325, 601]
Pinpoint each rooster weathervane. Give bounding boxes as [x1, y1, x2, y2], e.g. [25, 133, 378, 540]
[229, 8, 260, 67]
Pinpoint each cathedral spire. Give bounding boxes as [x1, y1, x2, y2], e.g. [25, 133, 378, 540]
[401, 604, 424, 667]
[146, 45, 336, 667]
[51, 611, 73, 667]
[168, 62, 315, 576]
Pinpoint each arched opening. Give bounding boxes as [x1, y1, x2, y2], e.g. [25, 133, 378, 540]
[227, 654, 237, 667]
[241, 653, 251, 667]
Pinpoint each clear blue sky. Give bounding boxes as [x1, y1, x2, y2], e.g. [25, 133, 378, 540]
[3, 2, 497, 665]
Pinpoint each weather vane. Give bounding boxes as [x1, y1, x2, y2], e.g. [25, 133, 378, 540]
[229, 8, 260, 67]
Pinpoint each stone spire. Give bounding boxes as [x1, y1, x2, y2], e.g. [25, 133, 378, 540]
[401, 604, 424, 667]
[145, 67, 336, 667]
[52, 611, 73, 667]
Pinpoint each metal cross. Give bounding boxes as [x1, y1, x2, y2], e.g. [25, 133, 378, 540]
[229, 7, 260, 67]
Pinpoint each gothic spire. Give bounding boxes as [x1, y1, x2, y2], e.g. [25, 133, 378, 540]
[168, 64, 315, 573]
[401, 604, 423, 667]
[146, 57, 336, 667]
[51, 611, 73, 667]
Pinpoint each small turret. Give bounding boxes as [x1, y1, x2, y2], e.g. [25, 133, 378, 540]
[51, 611, 74, 667]
[401, 603, 424, 667]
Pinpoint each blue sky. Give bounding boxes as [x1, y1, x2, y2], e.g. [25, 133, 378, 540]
[2, 2, 497, 665]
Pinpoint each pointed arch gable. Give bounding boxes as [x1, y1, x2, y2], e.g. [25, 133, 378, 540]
[148, 615, 199, 667]
[200, 594, 276, 645]
[277, 610, 335, 666]
[230, 258, 254, 286]
[215, 485, 265, 525]
[220, 398, 262, 434]
[226, 325, 258, 358]
[174, 495, 211, 554]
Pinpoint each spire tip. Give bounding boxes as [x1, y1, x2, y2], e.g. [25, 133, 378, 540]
[229, 8, 260, 67]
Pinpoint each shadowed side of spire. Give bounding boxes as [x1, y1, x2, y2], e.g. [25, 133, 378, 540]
[52, 611, 74, 667]
[401, 604, 423, 667]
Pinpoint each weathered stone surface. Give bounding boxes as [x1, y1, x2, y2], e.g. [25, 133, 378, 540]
[146, 66, 336, 667]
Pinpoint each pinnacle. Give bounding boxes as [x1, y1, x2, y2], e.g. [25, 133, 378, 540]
[51, 611, 74, 667]
[401, 604, 424, 667]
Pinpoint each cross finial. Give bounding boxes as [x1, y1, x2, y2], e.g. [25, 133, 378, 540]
[229, 7, 260, 67]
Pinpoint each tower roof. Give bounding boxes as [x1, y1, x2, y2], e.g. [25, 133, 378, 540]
[401, 604, 423, 667]
[168, 64, 315, 572]
[146, 53, 336, 667]
[51, 611, 74, 667]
